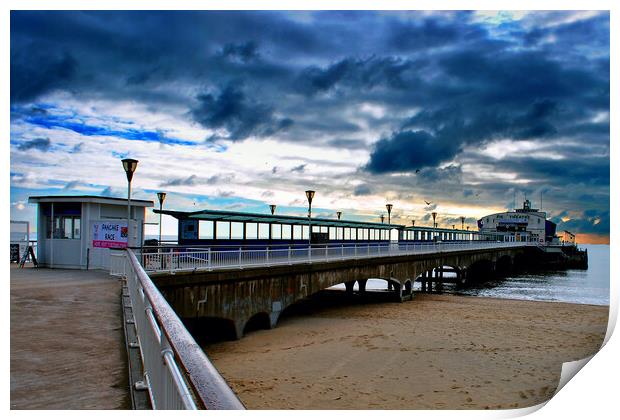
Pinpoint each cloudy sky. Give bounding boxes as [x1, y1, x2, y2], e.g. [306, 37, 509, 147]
[9, 10, 610, 242]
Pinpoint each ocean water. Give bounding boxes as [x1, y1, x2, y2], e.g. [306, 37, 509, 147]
[330, 245, 610, 306]
[448, 244, 610, 306]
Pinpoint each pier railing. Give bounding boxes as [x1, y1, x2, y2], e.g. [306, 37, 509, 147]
[136, 240, 533, 274]
[111, 249, 244, 410]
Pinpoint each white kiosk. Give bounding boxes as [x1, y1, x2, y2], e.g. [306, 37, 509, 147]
[28, 195, 153, 269]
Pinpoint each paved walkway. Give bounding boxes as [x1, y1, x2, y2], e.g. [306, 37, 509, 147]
[10, 264, 130, 409]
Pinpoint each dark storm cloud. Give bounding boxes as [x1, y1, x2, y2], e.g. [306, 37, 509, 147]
[17, 137, 51, 152]
[220, 41, 260, 62]
[191, 83, 293, 141]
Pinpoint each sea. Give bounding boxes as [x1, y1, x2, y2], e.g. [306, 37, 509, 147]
[359, 244, 609, 306]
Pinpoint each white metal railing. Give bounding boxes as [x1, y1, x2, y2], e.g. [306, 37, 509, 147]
[137, 241, 535, 274]
[115, 249, 244, 410]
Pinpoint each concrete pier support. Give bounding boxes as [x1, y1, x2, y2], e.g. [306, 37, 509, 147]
[436, 266, 444, 293]
[357, 279, 367, 293]
[345, 281, 355, 294]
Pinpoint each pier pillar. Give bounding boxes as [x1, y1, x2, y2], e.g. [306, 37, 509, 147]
[345, 281, 355, 294]
[357, 279, 367, 293]
[436, 266, 444, 293]
[428, 271, 433, 293]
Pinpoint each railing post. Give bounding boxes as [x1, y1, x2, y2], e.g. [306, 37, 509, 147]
[169, 248, 173, 274]
[207, 248, 211, 271]
[341, 244, 344, 259]
[288, 246, 291, 265]
[239, 247, 242, 268]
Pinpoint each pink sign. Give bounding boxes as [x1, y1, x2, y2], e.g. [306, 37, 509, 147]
[92, 222, 128, 248]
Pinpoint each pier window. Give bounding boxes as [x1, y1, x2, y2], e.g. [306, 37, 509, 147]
[351, 228, 357, 241]
[246, 222, 258, 239]
[302, 225, 309, 240]
[344, 228, 351, 240]
[271, 224, 282, 240]
[329, 226, 336, 239]
[282, 224, 292, 240]
[47, 216, 81, 239]
[216, 221, 230, 240]
[258, 223, 269, 239]
[199, 220, 214, 239]
[293, 225, 302, 240]
[231, 222, 244, 240]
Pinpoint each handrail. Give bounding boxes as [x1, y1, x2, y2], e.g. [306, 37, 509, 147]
[137, 241, 534, 274]
[124, 249, 245, 410]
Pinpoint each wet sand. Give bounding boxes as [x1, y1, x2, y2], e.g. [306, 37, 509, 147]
[203, 292, 608, 410]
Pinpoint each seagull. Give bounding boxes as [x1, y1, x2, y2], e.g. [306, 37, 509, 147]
[415, 169, 420, 174]
[424, 200, 432, 206]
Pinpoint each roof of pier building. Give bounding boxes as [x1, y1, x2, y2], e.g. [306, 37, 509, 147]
[155, 208, 403, 230]
[29, 195, 154, 207]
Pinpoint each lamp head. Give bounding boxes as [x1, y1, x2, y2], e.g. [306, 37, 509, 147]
[380, 214, 385, 223]
[305, 190, 315, 205]
[336, 211, 342, 220]
[157, 192, 167, 206]
[411, 219, 415, 227]
[431, 211, 437, 221]
[270, 204, 277, 215]
[386, 203, 393, 214]
[121, 158, 139, 182]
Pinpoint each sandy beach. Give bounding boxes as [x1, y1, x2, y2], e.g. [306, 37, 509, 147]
[203, 292, 608, 410]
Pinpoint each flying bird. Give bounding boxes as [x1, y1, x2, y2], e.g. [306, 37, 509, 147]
[424, 200, 432, 206]
[415, 169, 420, 174]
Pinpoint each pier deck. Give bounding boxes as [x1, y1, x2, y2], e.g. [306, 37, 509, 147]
[10, 264, 130, 409]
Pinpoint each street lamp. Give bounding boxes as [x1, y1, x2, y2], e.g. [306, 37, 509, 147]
[157, 192, 166, 245]
[460, 216, 465, 231]
[431, 211, 437, 242]
[411, 219, 415, 227]
[386, 204, 393, 243]
[305, 190, 315, 247]
[386, 204, 393, 225]
[121, 158, 138, 247]
[336, 211, 342, 220]
[380, 214, 385, 223]
[270, 204, 277, 215]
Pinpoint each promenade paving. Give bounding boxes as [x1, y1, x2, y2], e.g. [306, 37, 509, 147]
[10, 264, 130, 409]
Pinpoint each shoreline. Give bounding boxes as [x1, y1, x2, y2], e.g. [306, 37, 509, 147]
[202, 292, 608, 410]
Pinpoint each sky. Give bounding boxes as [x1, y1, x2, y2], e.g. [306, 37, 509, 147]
[9, 10, 610, 243]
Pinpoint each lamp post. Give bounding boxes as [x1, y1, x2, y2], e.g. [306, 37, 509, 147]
[411, 219, 415, 227]
[431, 211, 437, 242]
[305, 190, 315, 247]
[121, 158, 138, 247]
[336, 211, 342, 220]
[461, 216, 465, 231]
[157, 192, 166, 245]
[380, 214, 385, 223]
[386, 204, 393, 243]
[270, 204, 277, 215]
